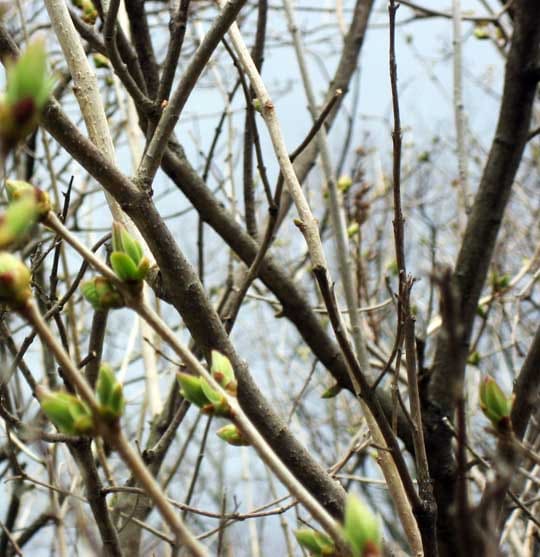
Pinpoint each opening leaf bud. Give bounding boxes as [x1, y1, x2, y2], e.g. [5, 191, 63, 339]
[110, 222, 149, 282]
[216, 424, 250, 446]
[81, 277, 125, 310]
[479, 375, 512, 429]
[0, 38, 54, 152]
[294, 528, 335, 556]
[211, 350, 237, 395]
[0, 252, 32, 307]
[6, 180, 51, 217]
[40, 390, 94, 435]
[96, 363, 125, 421]
[343, 494, 381, 556]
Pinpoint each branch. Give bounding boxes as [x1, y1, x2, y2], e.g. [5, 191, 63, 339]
[21, 300, 207, 556]
[387, 2, 436, 554]
[426, 1, 540, 552]
[136, 0, 248, 189]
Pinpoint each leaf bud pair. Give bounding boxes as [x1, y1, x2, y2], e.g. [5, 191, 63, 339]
[177, 373, 231, 418]
[39, 389, 94, 435]
[110, 222, 149, 284]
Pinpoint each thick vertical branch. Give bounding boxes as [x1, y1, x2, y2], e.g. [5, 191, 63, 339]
[426, 2, 540, 554]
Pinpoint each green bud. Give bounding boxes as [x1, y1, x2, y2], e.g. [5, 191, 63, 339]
[0, 38, 54, 152]
[252, 98, 262, 113]
[490, 272, 510, 292]
[473, 23, 490, 40]
[347, 223, 359, 238]
[476, 305, 487, 319]
[81, 277, 124, 310]
[177, 372, 231, 417]
[337, 175, 353, 193]
[417, 151, 430, 163]
[387, 260, 399, 276]
[216, 424, 250, 446]
[97, 364, 125, 421]
[108, 383, 125, 417]
[110, 222, 148, 282]
[93, 53, 110, 69]
[211, 350, 237, 394]
[6, 180, 51, 217]
[0, 252, 32, 307]
[294, 528, 335, 556]
[467, 351, 481, 367]
[81, 0, 98, 24]
[110, 251, 140, 281]
[343, 494, 381, 557]
[0, 195, 40, 248]
[479, 375, 512, 428]
[96, 363, 115, 405]
[321, 383, 342, 399]
[40, 390, 94, 435]
[200, 378, 231, 417]
[177, 372, 212, 408]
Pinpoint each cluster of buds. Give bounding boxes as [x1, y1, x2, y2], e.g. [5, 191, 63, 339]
[295, 494, 381, 557]
[0, 180, 52, 249]
[39, 364, 125, 435]
[81, 223, 149, 310]
[81, 276, 124, 311]
[0, 38, 54, 154]
[479, 375, 513, 431]
[71, 0, 98, 24]
[111, 222, 149, 285]
[178, 351, 247, 445]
